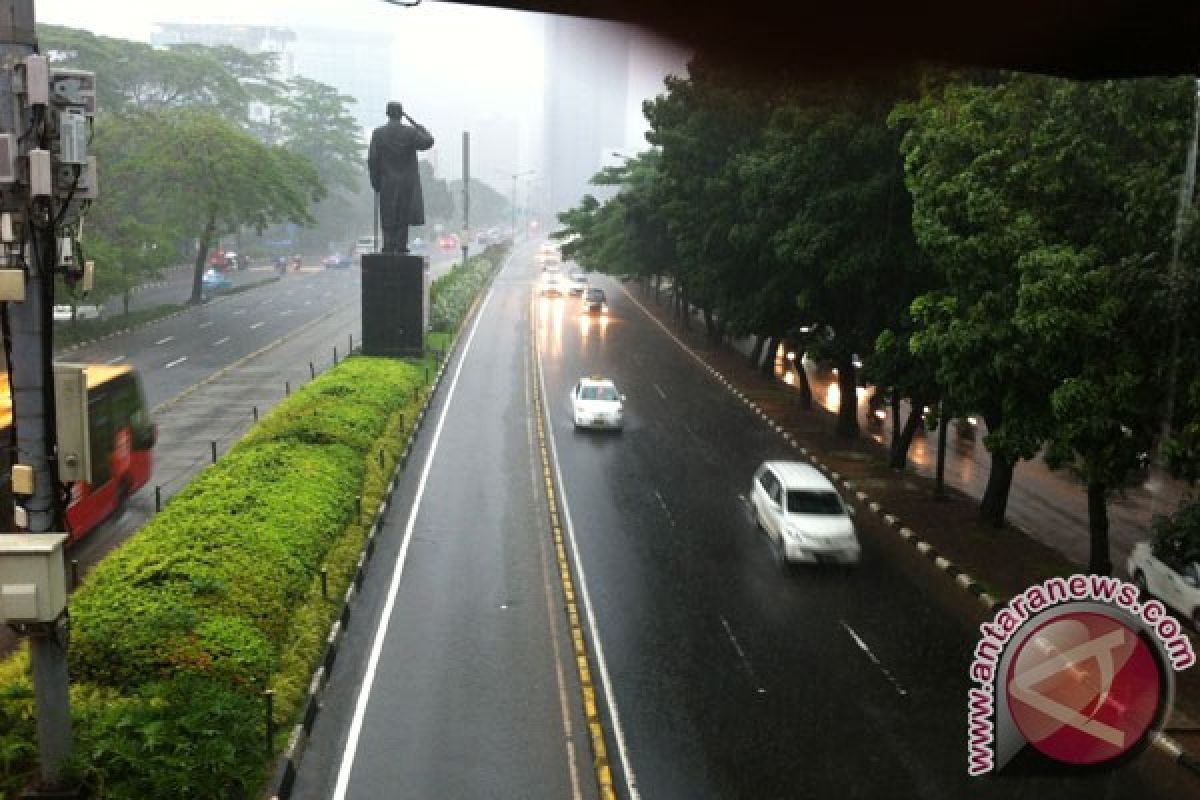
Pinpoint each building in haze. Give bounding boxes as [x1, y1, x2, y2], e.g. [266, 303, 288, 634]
[151, 22, 393, 140]
[541, 17, 689, 222]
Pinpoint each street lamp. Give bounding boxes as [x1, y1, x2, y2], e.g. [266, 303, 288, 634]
[499, 169, 535, 243]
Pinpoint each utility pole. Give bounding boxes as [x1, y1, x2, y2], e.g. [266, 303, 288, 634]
[1161, 77, 1200, 464]
[501, 169, 535, 245]
[461, 131, 469, 267]
[0, 2, 97, 795]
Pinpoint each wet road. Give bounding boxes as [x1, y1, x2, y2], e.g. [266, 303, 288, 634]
[291, 240, 595, 800]
[289, 248, 1173, 799]
[536, 276, 1171, 799]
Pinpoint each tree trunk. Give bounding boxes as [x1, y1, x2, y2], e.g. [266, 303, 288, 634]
[889, 393, 901, 460]
[749, 334, 765, 368]
[191, 216, 216, 304]
[653, 274, 661, 304]
[714, 315, 727, 346]
[980, 450, 1015, 527]
[702, 307, 716, 342]
[1087, 481, 1113, 575]
[122, 289, 131, 316]
[889, 396, 924, 470]
[935, 404, 949, 499]
[835, 354, 859, 439]
[793, 357, 813, 409]
[679, 286, 690, 330]
[759, 336, 777, 377]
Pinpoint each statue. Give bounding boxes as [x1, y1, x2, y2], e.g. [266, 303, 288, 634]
[368, 102, 434, 255]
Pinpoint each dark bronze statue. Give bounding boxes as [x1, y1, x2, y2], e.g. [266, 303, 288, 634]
[368, 102, 434, 254]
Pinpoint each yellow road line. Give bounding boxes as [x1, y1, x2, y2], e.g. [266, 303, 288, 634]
[531, 303, 618, 800]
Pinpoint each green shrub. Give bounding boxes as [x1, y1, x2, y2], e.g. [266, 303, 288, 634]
[429, 244, 507, 333]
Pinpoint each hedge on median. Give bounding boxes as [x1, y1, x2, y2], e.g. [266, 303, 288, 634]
[0, 240, 503, 798]
[0, 356, 432, 798]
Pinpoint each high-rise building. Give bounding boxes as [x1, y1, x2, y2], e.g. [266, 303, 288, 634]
[542, 16, 631, 218]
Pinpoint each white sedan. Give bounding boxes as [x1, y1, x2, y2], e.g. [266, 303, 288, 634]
[1129, 541, 1200, 628]
[750, 460, 860, 565]
[571, 377, 625, 430]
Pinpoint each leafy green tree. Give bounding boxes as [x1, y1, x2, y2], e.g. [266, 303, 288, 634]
[898, 72, 1195, 548]
[138, 109, 323, 302]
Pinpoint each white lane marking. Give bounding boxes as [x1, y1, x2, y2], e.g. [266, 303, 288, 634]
[198, 321, 214, 329]
[232, 308, 246, 316]
[304, 300, 312, 306]
[652, 382, 667, 400]
[720, 615, 766, 693]
[249, 321, 265, 330]
[280, 309, 293, 316]
[165, 356, 188, 369]
[105, 355, 126, 365]
[331, 264, 502, 800]
[653, 489, 675, 527]
[212, 336, 231, 346]
[841, 620, 908, 697]
[537, 328, 641, 800]
[524, 331, 584, 800]
[154, 336, 174, 345]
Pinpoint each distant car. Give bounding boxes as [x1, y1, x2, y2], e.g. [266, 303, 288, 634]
[202, 268, 234, 295]
[53, 304, 101, 322]
[750, 461, 861, 566]
[323, 253, 352, 269]
[438, 234, 459, 250]
[582, 287, 607, 314]
[1129, 541, 1200, 628]
[567, 271, 588, 295]
[539, 274, 565, 297]
[571, 377, 625, 430]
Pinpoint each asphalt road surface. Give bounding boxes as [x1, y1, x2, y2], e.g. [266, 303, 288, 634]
[289, 247, 1176, 799]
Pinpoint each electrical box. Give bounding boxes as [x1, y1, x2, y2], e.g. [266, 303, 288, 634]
[0, 134, 15, 184]
[22, 55, 48, 107]
[0, 268, 23, 302]
[0, 533, 69, 624]
[80, 156, 98, 200]
[53, 363, 91, 483]
[11, 464, 32, 495]
[28, 148, 51, 197]
[59, 111, 87, 165]
[49, 69, 95, 115]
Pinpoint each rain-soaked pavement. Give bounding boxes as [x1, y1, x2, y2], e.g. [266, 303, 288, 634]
[289, 243, 1177, 799]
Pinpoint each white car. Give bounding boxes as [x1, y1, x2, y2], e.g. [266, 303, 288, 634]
[571, 377, 625, 430]
[53, 304, 101, 322]
[1128, 541, 1200, 628]
[750, 460, 860, 565]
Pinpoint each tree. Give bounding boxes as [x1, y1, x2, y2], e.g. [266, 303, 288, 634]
[138, 110, 323, 303]
[898, 72, 1196, 549]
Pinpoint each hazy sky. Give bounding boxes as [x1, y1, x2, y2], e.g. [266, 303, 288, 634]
[36, 0, 687, 209]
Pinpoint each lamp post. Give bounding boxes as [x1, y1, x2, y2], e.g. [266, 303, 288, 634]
[500, 169, 535, 243]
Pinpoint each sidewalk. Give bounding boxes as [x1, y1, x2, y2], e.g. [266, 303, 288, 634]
[624, 281, 1200, 759]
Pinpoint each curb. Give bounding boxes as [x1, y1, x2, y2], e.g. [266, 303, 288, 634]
[617, 283, 1198, 775]
[266, 250, 508, 800]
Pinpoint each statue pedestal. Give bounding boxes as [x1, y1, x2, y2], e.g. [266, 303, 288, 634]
[361, 253, 427, 358]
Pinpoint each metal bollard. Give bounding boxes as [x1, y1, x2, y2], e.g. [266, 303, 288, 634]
[253, 405, 259, 422]
[70, 559, 79, 591]
[349, 333, 353, 354]
[155, 485, 162, 513]
[310, 362, 316, 379]
[285, 381, 290, 397]
[412, 386, 418, 402]
[425, 366, 429, 384]
[320, 568, 328, 599]
[378, 449, 385, 468]
[211, 440, 218, 464]
[356, 494, 363, 520]
[333, 345, 339, 364]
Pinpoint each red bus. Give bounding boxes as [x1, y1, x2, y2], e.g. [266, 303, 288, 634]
[0, 364, 155, 543]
